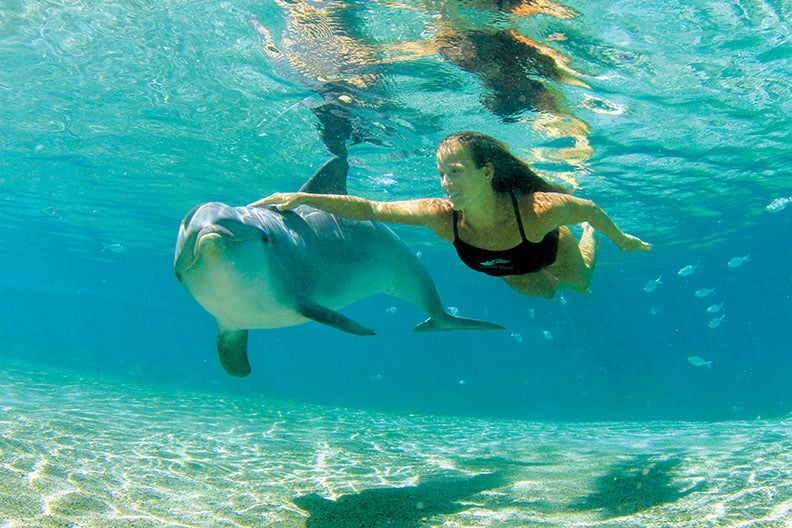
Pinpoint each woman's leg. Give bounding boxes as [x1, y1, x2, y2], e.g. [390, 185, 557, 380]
[546, 224, 599, 293]
[503, 270, 560, 298]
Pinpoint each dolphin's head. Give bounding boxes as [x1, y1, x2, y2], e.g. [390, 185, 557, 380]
[174, 203, 290, 325]
[174, 203, 273, 278]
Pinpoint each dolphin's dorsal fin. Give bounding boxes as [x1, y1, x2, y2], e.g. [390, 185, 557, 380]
[299, 156, 349, 195]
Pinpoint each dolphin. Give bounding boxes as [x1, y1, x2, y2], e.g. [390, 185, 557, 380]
[174, 157, 504, 377]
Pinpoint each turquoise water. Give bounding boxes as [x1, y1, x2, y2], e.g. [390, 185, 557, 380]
[1, 0, 791, 525]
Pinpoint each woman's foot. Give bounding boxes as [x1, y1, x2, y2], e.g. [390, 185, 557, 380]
[579, 222, 599, 270]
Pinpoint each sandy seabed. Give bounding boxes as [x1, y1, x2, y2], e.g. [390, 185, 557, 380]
[1, 359, 791, 528]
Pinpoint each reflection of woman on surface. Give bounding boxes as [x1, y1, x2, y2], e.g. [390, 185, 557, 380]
[430, 0, 588, 117]
[250, 132, 651, 298]
[384, 0, 594, 181]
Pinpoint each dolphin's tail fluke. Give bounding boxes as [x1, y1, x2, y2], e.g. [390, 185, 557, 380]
[412, 314, 505, 332]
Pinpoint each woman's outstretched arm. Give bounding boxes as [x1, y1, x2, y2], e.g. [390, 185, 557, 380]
[249, 192, 450, 228]
[533, 192, 652, 251]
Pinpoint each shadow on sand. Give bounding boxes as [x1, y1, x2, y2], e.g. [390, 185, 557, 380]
[293, 471, 508, 528]
[570, 456, 705, 519]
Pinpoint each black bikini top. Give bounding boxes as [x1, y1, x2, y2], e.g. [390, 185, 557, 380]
[452, 192, 559, 277]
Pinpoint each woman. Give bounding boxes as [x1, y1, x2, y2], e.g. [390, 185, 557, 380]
[249, 131, 651, 298]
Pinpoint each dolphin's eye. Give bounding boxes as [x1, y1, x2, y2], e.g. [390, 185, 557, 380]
[261, 233, 269, 244]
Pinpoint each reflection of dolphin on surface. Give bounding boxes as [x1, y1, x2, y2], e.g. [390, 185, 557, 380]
[249, 1, 387, 159]
[174, 157, 504, 377]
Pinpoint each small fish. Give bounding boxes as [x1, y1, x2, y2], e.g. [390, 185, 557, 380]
[446, 306, 460, 316]
[765, 196, 790, 213]
[559, 294, 568, 306]
[706, 303, 724, 313]
[510, 332, 523, 343]
[687, 356, 713, 368]
[102, 243, 128, 253]
[542, 330, 554, 340]
[727, 255, 750, 268]
[643, 275, 663, 292]
[458, 379, 467, 386]
[694, 288, 716, 297]
[708, 314, 726, 328]
[677, 262, 700, 277]
[385, 306, 397, 314]
[649, 307, 659, 315]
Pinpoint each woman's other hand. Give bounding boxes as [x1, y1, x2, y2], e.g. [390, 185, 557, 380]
[618, 234, 652, 251]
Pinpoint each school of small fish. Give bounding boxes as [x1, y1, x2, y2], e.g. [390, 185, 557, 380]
[640, 247, 759, 369]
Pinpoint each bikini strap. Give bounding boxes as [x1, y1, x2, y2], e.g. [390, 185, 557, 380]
[452, 209, 460, 241]
[510, 192, 528, 242]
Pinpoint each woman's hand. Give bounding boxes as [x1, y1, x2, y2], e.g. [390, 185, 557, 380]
[248, 192, 307, 210]
[618, 234, 652, 251]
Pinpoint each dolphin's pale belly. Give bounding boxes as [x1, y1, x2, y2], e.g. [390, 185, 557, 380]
[180, 242, 305, 329]
[184, 271, 307, 330]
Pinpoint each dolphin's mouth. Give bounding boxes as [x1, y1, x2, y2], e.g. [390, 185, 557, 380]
[196, 231, 225, 249]
[176, 225, 237, 275]
[198, 225, 235, 243]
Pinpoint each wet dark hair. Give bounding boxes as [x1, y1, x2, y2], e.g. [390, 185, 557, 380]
[438, 131, 570, 195]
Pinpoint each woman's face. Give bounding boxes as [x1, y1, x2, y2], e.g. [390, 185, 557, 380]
[436, 143, 492, 210]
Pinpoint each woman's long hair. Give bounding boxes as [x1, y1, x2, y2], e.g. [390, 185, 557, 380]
[438, 131, 570, 195]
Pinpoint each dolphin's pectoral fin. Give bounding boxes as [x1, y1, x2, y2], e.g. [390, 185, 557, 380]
[296, 297, 375, 336]
[217, 328, 251, 377]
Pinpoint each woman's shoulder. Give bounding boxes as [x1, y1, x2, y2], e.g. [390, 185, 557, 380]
[417, 198, 454, 225]
[516, 191, 557, 211]
[515, 192, 578, 229]
[413, 198, 454, 239]
[421, 197, 454, 212]
[520, 191, 575, 209]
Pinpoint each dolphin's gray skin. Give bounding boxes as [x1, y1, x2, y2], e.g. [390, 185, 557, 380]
[174, 158, 504, 377]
